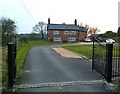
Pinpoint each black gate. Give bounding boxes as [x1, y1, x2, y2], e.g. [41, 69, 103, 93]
[112, 44, 120, 85]
[7, 42, 17, 88]
[92, 37, 120, 85]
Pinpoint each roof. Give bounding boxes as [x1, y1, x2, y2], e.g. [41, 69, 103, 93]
[47, 24, 87, 32]
[79, 27, 87, 32]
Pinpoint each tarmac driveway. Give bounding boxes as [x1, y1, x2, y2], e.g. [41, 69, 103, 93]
[19, 45, 108, 92]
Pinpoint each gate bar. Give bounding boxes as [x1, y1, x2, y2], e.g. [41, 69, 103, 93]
[106, 44, 113, 82]
[8, 43, 14, 88]
[92, 36, 95, 69]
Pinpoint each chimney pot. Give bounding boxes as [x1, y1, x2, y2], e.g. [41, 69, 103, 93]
[74, 19, 77, 25]
[48, 18, 50, 24]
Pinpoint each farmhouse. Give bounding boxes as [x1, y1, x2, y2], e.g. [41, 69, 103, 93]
[47, 18, 87, 43]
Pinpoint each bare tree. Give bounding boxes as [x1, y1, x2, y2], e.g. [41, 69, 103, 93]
[85, 24, 89, 31]
[32, 21, 47, 40]
[89, 27, 100, 35]
[85, 24, 100, 36]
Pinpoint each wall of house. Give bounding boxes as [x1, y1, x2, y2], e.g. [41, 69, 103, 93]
[78, 32, 87, 41]
[48, 30, 78, 42]
[48, 30, 87, 42]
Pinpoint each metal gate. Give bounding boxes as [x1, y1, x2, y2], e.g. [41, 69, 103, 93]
[92, 36, 120, 86]
[112, 44, 120, 85]
[92, 42, 106, 77]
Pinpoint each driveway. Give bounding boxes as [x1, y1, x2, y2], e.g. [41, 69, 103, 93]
[19, 45, 108, 92]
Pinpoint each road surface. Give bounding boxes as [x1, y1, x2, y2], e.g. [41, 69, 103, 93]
[19, 45, 108, 92]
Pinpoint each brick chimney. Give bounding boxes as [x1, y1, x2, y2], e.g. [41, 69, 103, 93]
[48, 18, 50, 24]
[62, 22, 66, 25]
[74, 19, 77, 25]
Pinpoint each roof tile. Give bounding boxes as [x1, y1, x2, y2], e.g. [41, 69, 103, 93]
[47, 24, 86, 32]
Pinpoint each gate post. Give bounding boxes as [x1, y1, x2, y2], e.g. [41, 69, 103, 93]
[92, 36, 95, 69]
[13, 42, 16, 84]
[8, 43, 14, 88]
[106, 44, 113, 82]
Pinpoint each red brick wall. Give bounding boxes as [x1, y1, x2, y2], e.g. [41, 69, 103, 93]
[48, 30, 87, 42]
[78, 32, 87, 41]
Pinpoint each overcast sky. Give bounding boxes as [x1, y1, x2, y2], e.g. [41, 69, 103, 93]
[0, 0, 119, 34]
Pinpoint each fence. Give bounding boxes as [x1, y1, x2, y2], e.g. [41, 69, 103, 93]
[93, 39, 120, 86]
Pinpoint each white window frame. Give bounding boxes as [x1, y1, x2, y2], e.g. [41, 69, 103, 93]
[53, 36, 61, 41]
[64, 31, 69, 34]
[53, 31, 59, 34]
[68, 36, 76, 41]
[70, 31, 76, 34]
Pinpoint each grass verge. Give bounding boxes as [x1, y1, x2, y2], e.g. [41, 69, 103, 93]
[62, 45, 93, 58]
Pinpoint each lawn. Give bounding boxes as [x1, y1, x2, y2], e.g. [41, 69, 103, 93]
[62, 45, 120, 58]
[62, 45, 93, 58]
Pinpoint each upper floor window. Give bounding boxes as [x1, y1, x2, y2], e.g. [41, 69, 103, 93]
[53, 31, 59, 34]
[64, 31, 76, 34]
[70, 31, 76, 34]
[64, 31, 69, 34]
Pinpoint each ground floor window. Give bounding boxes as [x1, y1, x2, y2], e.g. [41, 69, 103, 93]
[53, 36, 61, 41]
[68, 36, 76, 41]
